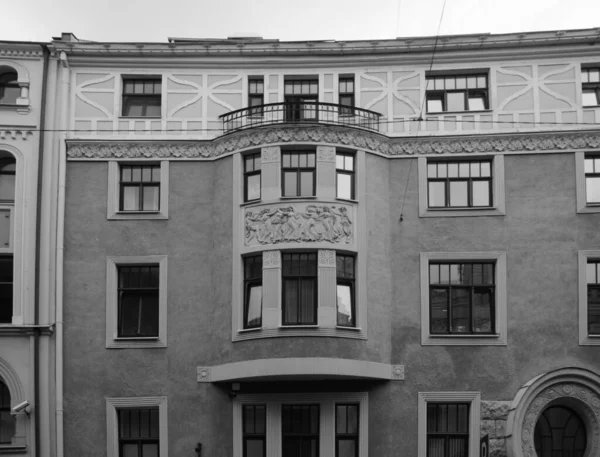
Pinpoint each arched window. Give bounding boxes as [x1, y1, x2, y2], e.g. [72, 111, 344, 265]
[0, 153, 15, 323]
[0, 380, 15, 444]
[534, 406, 586, 457]
[0, 71, 19, 105]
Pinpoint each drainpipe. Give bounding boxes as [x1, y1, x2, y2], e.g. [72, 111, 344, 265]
[34, 42, 50, 457]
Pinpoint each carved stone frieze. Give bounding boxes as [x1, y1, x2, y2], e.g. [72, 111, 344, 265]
[263, 250, 281, 268]
[261, 146, 280, 163]
[318, 250, 336, 267]
[245, 204, 353, 246]
[67, 127, 600, 160]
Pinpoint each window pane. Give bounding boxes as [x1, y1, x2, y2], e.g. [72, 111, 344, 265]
[587, 263, 596, 284]
[586, 177, 600, 203]
[140, 295, 159, 336]
[300, 172, 314, 196]
[468, 93, 486, 110]
[337, 173, 352, 199]
[430, 264, 439, 284]
[585, 158, 595, 174]
[430, 289, 448, 333]
[284, 172, 297, 197]
[448, 437, 468, 457]
[437, 163, 447, 178]
[122, 444, 138, 457]
[0, 174, 15, 201]
[589, 288, 600, 334]
[336, 405, 347, 433]
[336, 155, 344, 169]
[246, 285, 262, 327]
[582, 89, 599, 106]
[347, 405, 358, 433]
[449, 181, 468, 207]
[247, 174, 261, 201]
[142, 186, 159, 211]
[245, 440, 264, 457]
[456, 77, 467, 89]
[472, 181, 491, 207]
[590, 69, 600, 82]
[470, 162, 480, 177]
[474, 287, 493, 333]
[132, 167, 142, 182]
[337, 284, 353, 326]
[119, 294, 141, 336]
[122, 186, 140, 211]
[427, 437, 445, 457]
[427, 164, 437, 178]
[447, 163, 458, 178]
[142, 444, 159, 457]
[427, 96, 443, 112]
[283, 279, 298, 323]
[0, 410, 15, 444]
[299, 278, 316, 323]
[439, 264, 450, 284]
[447, 92, 465, 111]
[428, 182, 445, 207]
[480, 162, 491, 177]
[338, 440, 356, 457]
[451, 288, 470, 333]
[459, 163, 470, 177]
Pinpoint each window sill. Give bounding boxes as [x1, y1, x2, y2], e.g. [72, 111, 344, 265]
[420, 207, 505, 218]
[336, 325, 362, 331]
[238, 327, 262, 333]
[240, 200, 262, 208]
[108, 211, 168, 221]
[107, 337, 166, 349]
[119, 116, 162, 119]
[280, 325, 319, 329]
[335, 197, 358, 204]
[577, 204, 600, 214]
[233, 326, 367, 341]
[0, 445, 27, 454]
[422, 333, 505, 346]
[424, 109, 493, 116]
[280, 196, 317, 200]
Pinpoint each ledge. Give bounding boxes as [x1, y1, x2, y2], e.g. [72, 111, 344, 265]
[0, 445, 27, 454]
[197, 358, 404, 382]
[0, 324, 54, 336]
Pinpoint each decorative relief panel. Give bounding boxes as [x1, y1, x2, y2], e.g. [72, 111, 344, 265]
[261, 146, 280, 163]
[263, 250, 281, 268]
[245, 203, 353, 246]
[318, 250, 336, 267]
[316, 146, 335, 162]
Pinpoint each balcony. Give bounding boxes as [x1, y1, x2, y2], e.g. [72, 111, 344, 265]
[220, 101, 382, 134]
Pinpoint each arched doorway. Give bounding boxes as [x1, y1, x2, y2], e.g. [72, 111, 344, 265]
[534, 406, 586, 457]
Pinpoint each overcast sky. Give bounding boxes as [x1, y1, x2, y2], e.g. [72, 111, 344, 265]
[5, 0, 600, 43]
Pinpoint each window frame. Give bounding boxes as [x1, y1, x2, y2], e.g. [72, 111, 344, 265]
[284, 78, 319, 122]
[243, 254, 263, 329]
[575, 152, 600, 213]
[282, 252, 318, 326]
[418, 156, 505, 218]
[0, 71, 19, 106]
[581, 67, 600, 107]
[578, 250, 600, 345]
[248, 77, 265, 117]
[233, 392, 368, 457]
[106, 397, 168, 457]
[244, 153, 262, 203]
[242, 404, 267, 457]
[121, 76, 162, 118]
[338, 75, 355, 117]
[107, 161, 169, 220]
[117, 264, 160, 338]
[425, 73, 489, 113]
[281, 151, 316, 198]
[426, 160, 493, 209]
[118, 407, 160, 457]
[420, 252, 507, 346]
[336, 153, 355, 201]
[335, 403, 359, 457]
[418, 392, 480, 457]
[106, 255, 168, 348]
[118, 164, 161, 212]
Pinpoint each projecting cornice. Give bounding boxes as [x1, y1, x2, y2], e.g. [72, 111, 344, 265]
[66, 127, 600, 160]
[0, 129, 35, 141]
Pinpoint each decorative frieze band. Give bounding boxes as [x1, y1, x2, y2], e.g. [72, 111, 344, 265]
[0, 130, 34, 141]
[67, 127, 600, 160]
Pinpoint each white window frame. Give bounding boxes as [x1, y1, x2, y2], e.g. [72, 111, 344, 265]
[578, 250, 600, 345]
[575, 151, 600, 214]
[106, 255, 168, 348]
[418, 392, 480, 457]
[418, 155, 505, 218]
[106, 396, 168, 457]
[107, 161, 169, 220]
[233, 392, 368, 457]
[420, 251, 507, 346]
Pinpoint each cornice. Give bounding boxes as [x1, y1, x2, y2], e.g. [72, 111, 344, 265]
[0, 48, 44, 59]
[0, 129, 35, 141]
[66, 126, 600, 160]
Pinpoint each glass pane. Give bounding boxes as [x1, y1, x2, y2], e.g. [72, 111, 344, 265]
[427, 437, 445, 457]
[283, 172, 297, 197]
[440, 264, 450, 284]
[582, 70, 590, 83]
[336, 155, 344, 169]
[586, 177, 600, 203]
[447, 163, 458, 177]
[428, 182, 445, 207]
[447, 92, 465, 111]
[430, 289, 448, 333]
[451, 288, 470, 333]
[140, 295, 159, 336]
[122, 186, 140, 211]
[0, 174, 15, 201]
[456, 77, 467, 89]
[582, 89, 599, 106]
[474, 287, 493, 333]
[290, 153, 299, 167]
[122, 444, 138, 457]
[470, 162, 480, 177]
[307, 153, 315, 168]
[142, 443, 158, 457]
[132, 167, 142, 182]
[480, 162, 491, 177]
[459, 163, 470, 177]
[450, 264, 461, 284]
[434, 78, 443, 90]
[585, 158, 595, 174]
[246, 285, 262, 327]
[448, 437, 468, 457]
[337, 284, 353, 326]
[449, 181, 468, 207]
[458, 404, 469, 432]
[589, 288, 600, 334]
[336, 405, 347, 433]
[247, 174, 261, 201]
[337, 173, 352, 199]
[468, 94, 486, 110]
[283, 279, 298, 324]
[587, 263, 596, 284]
[345, 155, 354, 171]
[146, 103, 161, 117]
[0, 411, 15, 444]
[245, 440, 264, 457]
[437, 163, 447, 178]
[299, 154, 307, 168]
[477, 76, 487, 88]
[142, 186, 159, 211]
[467, 76, 477, 88]
[472, 181, 491, 207]
[121, 166, 132, 182]
[338, 440, 356, 457]
[151, 166, 161, 182]
[590, 69, 600, 83]
[446, 77, 456, 90]
[0, 209, 11, 248]
[347, 405, 358, 433]
[119, 295, 140, 336]
[427, 97, 443, 112]
[300, 172, 313, 196]
[427, 164, 437, 178]
[429, 264, 439, 284]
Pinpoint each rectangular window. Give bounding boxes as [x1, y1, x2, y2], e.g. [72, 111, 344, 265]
[426, 74, 488, 113]
[243, 405, 266, 457]
[0, 381, 14, 444]
[244, 154, 261, 202]
[427, 160, 492, 209]
[429, 262, 495, 335]
[284, 78, 318, 121]
[336, 153, 355, 200]
[339, 76, 355, 117]
[0, 256, 13, 324]
[120, 164, 161, 212]
[282, 253, 317, 325]
[249, 77, 264, 117]
[586, 260, 600, 335]
[336, 254, 355, 327]
[0, 72, 19, 105]
[118, 408, 160, 457]
[282, 151, 316, 197]
[117, 265, 160, 338]
[426, 403, 470, 457]
[582, 67, 600, 107]
[282, 405, 320, 457]
[244, 255, 263, 329]
[122, 77, 161, 117]
[336, 404, 359, 457]
[584, 155, 600, 205]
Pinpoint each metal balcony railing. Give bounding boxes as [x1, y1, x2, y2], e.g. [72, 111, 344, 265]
[219, 101, 382, 134]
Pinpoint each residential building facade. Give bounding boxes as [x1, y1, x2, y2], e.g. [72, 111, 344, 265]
[51, 28, 600, 457]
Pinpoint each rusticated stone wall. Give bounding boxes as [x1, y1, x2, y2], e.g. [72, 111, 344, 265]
[481, 401, 510, 457]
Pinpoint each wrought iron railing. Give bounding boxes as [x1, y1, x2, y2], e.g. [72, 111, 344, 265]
[219, 101, 382, 134]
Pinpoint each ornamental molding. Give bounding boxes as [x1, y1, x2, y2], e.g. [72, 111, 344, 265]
[318, 250, 336, 267]
[245, 204, 353, 246]
[316, 145, 336, 162]
[0, 130, 34, 141]
[391, 365, 405, 381]
[0, 49, 44, 58]
[263, 250, 281, 269]
[196, 367, 211, 383]
[261, 146, 280, 163]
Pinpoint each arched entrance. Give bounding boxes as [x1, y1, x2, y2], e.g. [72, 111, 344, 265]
[534, 406, 586, 457]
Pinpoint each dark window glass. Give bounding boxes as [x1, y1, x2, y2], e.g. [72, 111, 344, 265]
[282, 253, 317, 325]
[0, 158, 16, 203]
[118, 408, 159, 457]
[429, 262, 495, 335]
[244, 255, 263, 329]
[243, 405, 266, 457]
[582, 67, 600, 106]
[0, 72, 19, 105]
[284, 79, 318, 121]
[336, 404, 358, 457]
[249, 77, 264, 117]
[122, 78, 161, 117]
[0, 257, 13, 324]
[339, 76, 355, 117]
[282, 405, 319, 457]
[584, 155, 600, 205]
[426, 74, 488, 113]
[282, 152, 316, 197]
[534, 406, 586, 457]
[427, 160, 493, 209]
[586, 261, 600, 335]
[0, 381, 15, 444]
[336, 153, 355, 200]
[427, 403, 469, 457]
[336, 254, 355, 327]
[120, 164, 160, 211]
[118, 265, 160, 337]
[244, 153, 261, 202]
